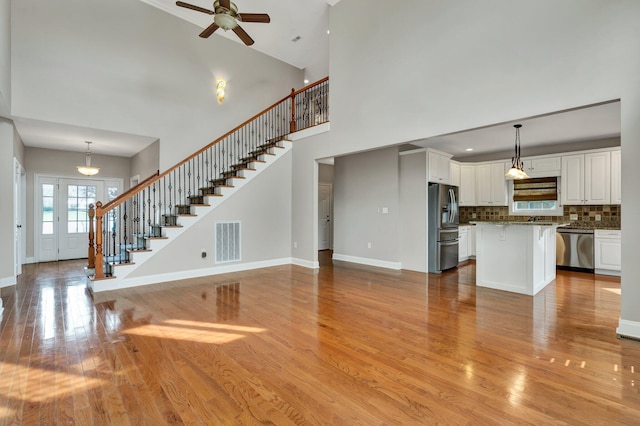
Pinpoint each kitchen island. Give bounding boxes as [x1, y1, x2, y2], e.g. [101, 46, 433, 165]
[471, 221, 569, 296]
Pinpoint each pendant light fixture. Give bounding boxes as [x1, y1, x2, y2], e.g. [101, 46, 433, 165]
[77, 141, 100, 176]
[505, 124, 529, 180]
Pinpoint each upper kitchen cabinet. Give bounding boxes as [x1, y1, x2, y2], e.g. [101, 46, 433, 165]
[475, 162, 508, 206]
[449, 161, 460, 187]
[561, 151, 610, 205]
[459, 165, 476, 206]
[521, 156, 561, 177]
[427, 149, 452, 184]
[611, 148, 621, 204]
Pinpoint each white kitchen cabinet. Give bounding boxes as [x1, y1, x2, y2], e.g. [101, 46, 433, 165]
[459, 165, 476, 206]
[611, 149, 621, 204]
[449, 161, 460, 187]
[458, 226, 469, 262]
[522, 156, 561, 177]
[475, 162, 507, 206]
[561, 152, 610, 205]
[428, 150, 452, 184]
[594, 230, 621, 275]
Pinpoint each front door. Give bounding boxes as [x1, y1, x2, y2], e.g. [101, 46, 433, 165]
[37, 176, 122, 262]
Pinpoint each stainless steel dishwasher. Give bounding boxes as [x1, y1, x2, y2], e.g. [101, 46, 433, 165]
[556, 228, 594, 271]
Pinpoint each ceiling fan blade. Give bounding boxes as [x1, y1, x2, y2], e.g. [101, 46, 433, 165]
[176, 1, 214, 15]
[219, 0, 231, 9]
[239, 13, 270, 23]
[233, 25, 254, 46]
[199, 22, 220, 38]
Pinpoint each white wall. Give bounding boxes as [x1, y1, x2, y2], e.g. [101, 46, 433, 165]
[290, 0, 640, 335]
[399, 152, 427, 272]
[11, 0, 303, 171]
[129, 150, 292, 277]
[333, 147, 400, 265]
[0, 0, 10, 117]
[130, 140, 160, 183]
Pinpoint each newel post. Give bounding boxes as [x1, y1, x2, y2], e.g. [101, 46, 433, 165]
[289, 88, 296, 133]
[94, 201, 105, 280]
[88, 204, 95, 269]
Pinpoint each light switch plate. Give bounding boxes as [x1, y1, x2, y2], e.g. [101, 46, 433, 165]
[595, 214, 602, 221]
[570, 214, 578, 221]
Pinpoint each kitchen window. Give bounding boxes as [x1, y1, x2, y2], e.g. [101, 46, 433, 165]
[508, 177, 563, 216]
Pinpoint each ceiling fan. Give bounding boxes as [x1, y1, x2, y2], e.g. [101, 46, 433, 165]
[176, 0, 270, 46]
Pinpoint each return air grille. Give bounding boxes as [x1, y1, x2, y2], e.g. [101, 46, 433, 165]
[215, 221, 241, 263]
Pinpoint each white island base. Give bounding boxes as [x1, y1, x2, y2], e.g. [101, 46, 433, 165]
[474, 222, 566, 296]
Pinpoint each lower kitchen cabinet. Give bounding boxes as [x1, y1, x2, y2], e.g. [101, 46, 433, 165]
[459, 226, 469, 262]
[594, 230, 621, 275]
[469, 225, 476, 258]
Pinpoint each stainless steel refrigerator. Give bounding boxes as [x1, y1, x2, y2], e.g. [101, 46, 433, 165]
[428, 183, 459, 273]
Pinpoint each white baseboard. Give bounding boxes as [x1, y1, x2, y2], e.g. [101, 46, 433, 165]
[0, 276, 16, 288]
[90, 258, 293, 293]
[617, 319, 640, 340]
[332, 253, 401, 270]
[25, 257, 36, 264]
[595, 269, 621, 277]
[291, 258, 319, 269]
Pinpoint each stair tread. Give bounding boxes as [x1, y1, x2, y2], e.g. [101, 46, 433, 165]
[145, 236, 169, 240]
[177, 214, 197, 217]
[163, 225, 184, 228]
[127, 249, 152, 253]
[189, 203, 210, 207]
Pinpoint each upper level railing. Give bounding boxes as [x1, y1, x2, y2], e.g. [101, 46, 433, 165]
[88, 77, 329, 279]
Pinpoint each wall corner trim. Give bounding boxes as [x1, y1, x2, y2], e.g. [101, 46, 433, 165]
[617, 319, 640, 341]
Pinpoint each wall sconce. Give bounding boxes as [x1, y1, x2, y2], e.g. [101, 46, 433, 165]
[77, 141, 100, 176]
[216, 79, 226, 103]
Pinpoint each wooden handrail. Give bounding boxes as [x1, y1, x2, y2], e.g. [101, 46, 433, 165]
[291, 77, 329, 97]
[98, 77, 329, 216]
[101, 170, 159, 212]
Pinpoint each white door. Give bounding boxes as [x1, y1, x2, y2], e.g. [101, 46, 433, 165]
[14, 159, 26, 276]
[318, 183, 333, 250]
[58, 179, 102, 260]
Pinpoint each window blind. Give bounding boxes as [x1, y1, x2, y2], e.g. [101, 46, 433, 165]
[513, 177, 558, 202]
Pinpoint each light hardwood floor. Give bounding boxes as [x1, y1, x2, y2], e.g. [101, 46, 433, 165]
[0, 254, 638, 425]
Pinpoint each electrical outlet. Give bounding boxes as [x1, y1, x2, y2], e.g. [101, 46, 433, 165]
[367, 242, 372, 249]
[570, 214, 578, 221]
[294, 242, 297, 248]
[382, 207, 389, 214]
[472, 213, 477, 219]
[595, 214, 602, 221]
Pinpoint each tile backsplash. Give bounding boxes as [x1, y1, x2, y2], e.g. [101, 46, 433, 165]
[459, 205, 620, 229]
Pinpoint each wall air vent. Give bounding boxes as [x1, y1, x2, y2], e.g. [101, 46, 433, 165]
[215, 221, 241, 264]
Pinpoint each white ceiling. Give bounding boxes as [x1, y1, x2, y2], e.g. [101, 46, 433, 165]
[12, 1, 621, 160]
[141, 0, 334, 71]
[14, 117, 158, 157]
[410, 101, 621, 160]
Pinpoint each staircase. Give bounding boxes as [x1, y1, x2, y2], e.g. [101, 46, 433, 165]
[87, 77, 328, 293]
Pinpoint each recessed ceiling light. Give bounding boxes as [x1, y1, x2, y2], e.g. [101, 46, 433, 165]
[304, 79, 309, 84]
[327, 30, 330, 35]
[465, 148, 474, 152]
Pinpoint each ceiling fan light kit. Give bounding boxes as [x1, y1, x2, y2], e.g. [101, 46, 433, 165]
[176, 0, 270, 46]
[505, 124, 530, 180]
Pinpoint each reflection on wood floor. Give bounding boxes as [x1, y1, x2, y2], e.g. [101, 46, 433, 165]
[0, 257, 638, 424]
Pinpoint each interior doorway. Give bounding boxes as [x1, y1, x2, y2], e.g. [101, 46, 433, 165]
[317, 161, 334, 256]
[36, 175, 122, 262]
